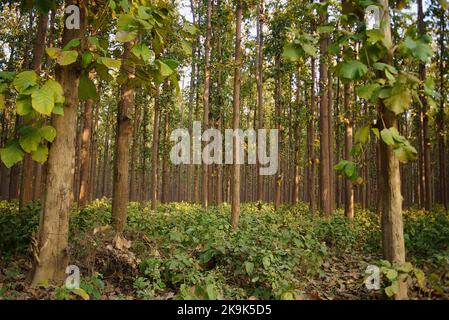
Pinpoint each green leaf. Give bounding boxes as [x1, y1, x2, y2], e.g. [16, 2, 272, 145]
[39, 125, 56, 143]
[131, 43, 152, 62]
[366, 29, 384, 44]
[386, 269, 398, 281]
[354, 124, 371, 144]
[19, 126, 41, 152]
[71, 288, 90, 300]
[43, 79, 64, 104]
[62, 38, 81, 51]
[16, 95, 33, 115]
[97, 57, 122, 70]
[413, 269, 425, 288]
[82, 52, 93, 68]
[344, 162, 357, 179]
[155, 59, 174, 77]
[116, 30, 138, 43]
[13, 71, 38, 93]
[334, 159, 349, 172]
[373, 62, 397, 74]
[356, 83, 380, 100]
[180, 40, 192, 56]
[301, 43, 317, 57]
[52, 103, 64, 115]
[45, 47, 61, 59]
[31, 85, 55, 115]
[79, 73, 98, 101]
[383, 88, 412, 114]
[0, 94, 5, 110]
[88, 37, 106, 54]
[384, 282, 399, 297]
[0, 71, 15, 81]
[339, 60, 368, 80]
[0, 140, 24, 168]
[244, 261, 254, 275]
[380, 128, 395, 146]
[31, 144, 49, 163]
[57, 50, 78, 66]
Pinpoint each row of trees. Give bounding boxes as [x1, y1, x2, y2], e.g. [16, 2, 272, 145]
[0, 0, 448, 299]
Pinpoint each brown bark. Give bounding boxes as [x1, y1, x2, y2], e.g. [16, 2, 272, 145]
[274, 55, 282, 211]
[129, 95, 141, 201]
[256, 0, 264, 202]
[344, 83, 354, 219]
[20, 12, 49, 209]
[201, 0, 212, 208]
[150, 85, 161, 210]
[378, 0, 407, 299]
[417, 0, 431, 211]
[32, 2, 86, 285]
[319, 0, 331, 215]
[112, 41, 135, 235]
[231, 0, 242, 230]
[78, 78, 95, 207]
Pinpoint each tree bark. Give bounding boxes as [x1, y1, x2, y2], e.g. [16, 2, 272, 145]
[231, 0, 242, 230]
[112, 41, 135, 235]
[319, 0, 332, 215]
[78, 75, 95, 207]
[32, 2, 86, 285]
[378, 0, 407, 299]
[20, 12, 49, 209]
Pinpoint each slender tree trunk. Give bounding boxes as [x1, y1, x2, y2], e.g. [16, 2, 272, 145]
[231, 0, 242, 230]
[378, 0, 407, 299]
[319, 0, 331, 215]
[437, 11, 447, 209]
[256, 0, 264, 202]
[151, 85, 161, 210]
[307, 59, 317, 213]
[20, 12, 49, 209]
[129, 95, 141, 201]
[112, 41, 135, 236]
[344, 83, 354, 219]
[78, 76, 95, 207]
[201, 0, 212, 208]
[161, 112, 170, 203]
[274, 55, 282, 211]
[417, 0, 431, 211]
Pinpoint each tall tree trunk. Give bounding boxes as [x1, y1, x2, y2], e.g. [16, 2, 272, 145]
[319, 0, 331, 215]
[112, 42, 135, 236]
[344, 83, 354, 219]
[32, 3, 86, 285]
[129, 95, 141, 201]
[308, 55, 317, 214]
[201, 0, 212, 208]
[231, 0, 242, 230]
[437, 10, 447, 209]
[293, 65, 301, 203]
[161, 111, 170, 203]
[378, 0, 407, 299]
[417, 0, 431, 211]
[151, 85, 161, 210]
[20, 12, 49, 209]
[78, 75, 95, 207]
[274, 55, 282, 211]
[256, 0, 264, 202]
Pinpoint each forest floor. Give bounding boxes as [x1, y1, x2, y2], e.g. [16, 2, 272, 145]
[0, 200, 448, 300]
